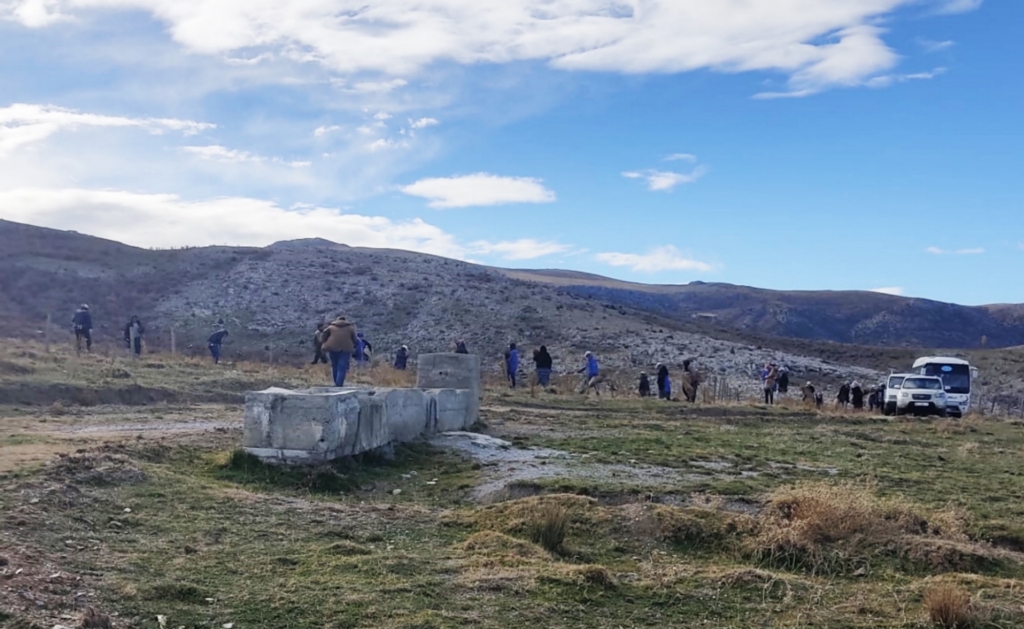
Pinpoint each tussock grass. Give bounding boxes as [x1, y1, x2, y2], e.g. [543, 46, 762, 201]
[529, 502, 571, 553]
[752, 481, 971, 576]
[923, 583, 977, 629]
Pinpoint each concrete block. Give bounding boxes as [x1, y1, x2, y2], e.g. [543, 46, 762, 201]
[417, 353, 481, 425]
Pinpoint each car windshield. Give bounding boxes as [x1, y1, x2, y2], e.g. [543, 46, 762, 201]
[904, 378, 943, 391]
[920, 363, 971, 394]
[887, 376, 906, 389]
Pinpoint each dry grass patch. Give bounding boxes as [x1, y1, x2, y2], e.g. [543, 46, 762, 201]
[923, 583, 978, 628]
[752, 481, 971, 576]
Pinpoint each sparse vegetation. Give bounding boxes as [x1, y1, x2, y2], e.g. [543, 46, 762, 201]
[923, 583, 977, 629]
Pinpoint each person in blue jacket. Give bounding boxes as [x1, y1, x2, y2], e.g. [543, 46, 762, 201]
[656, 363, 672, 400]
[208, 320, 229, 364]
[354, 332, 372, 367]
[72, 304, 93, 354]
[578, 351, 601, 396]
[504, 343, 520, 388]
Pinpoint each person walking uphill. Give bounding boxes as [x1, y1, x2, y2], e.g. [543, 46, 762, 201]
[310, 323, 328, 365]
[533, 345, 553, 387]
[320, 317, 358, 387]
[208, 321, 229, 365]
[72, 304, 92, 354]
[656, 364, 671, 400]
[394, 345, 409, 371]
[123, 315, 144, 357]
[505, 343, 520, 388]
[762, 363, 779, 405]
[579, 351, 601, 396]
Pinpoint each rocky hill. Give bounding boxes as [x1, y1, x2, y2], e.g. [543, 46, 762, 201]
[501, 270, 1024, 349]
[3, 219, 1023, 399]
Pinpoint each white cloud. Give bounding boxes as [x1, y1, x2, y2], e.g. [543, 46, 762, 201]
[366, 138, 408, 152]
[183, 144, 310, 168]
[664, 153, 697, 163]
[469, 238, 570, 260]
[373, 112, 393, 121]
[865, 67, 946, 89]
[926, 246, 985, 255]
[409, 117, 439, 130]
[622, 166, 708, 192]
[314, 125, 341, 137]
[870, 287, 905, 296]
[595, 245, 712, 273]
[348, 79, 408, 94]
[400, 173, 556, 208]
[0, 187, 466, 256]
[934, 0, 983, 14]
[1, 0, 982, 96]
[0, 103, 213, 157]
[919, 39, 955, 53]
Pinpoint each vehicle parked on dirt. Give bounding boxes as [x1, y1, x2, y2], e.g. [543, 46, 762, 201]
[895, 376, 947, 417]
[883, 373, 914, 416]
[912, 356, 978, 418]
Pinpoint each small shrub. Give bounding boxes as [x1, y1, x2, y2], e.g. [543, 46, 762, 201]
[530, 503, 570, 554]
[80, 606, 113, 629]
[923, 584, 976, 629]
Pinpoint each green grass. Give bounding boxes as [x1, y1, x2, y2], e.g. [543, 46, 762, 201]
[3, 389, 1024, 627]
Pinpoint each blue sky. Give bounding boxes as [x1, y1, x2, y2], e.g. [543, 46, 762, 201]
[0, 0, 1020, 305]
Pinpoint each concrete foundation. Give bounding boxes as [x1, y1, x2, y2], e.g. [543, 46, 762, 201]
[244, 353, 480, 464]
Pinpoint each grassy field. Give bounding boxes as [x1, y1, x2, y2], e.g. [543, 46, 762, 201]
[2, 341, 1024, 628]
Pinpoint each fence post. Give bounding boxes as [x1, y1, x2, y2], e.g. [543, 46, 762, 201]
[170, 327, 176, 356]
[44, 312, 51, 353]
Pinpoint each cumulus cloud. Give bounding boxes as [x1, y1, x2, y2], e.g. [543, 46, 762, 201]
[595, 246, 712, 273]
[870, 287, 905, 296]
[400, 173, 556, 208]
[0, 103, 213, 157]
[926, 246, 985, 255]
[409, 117, 439, 130]
[469, 238, 570, 260]
[1, 0, 982, 96]
[623, 166, 708, 192]
[0, 187, 466, 256]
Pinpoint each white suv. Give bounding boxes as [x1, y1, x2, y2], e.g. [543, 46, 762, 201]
[895, 376, 947, 417]
[883, 374, 912, 416]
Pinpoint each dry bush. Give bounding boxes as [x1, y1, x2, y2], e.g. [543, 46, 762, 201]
[80, 607, 113, 629]
[751, 481, 969, 576]
[651, 505, 755, 552]
[530, 503, 571, 553]
[923, 583, 977, 629]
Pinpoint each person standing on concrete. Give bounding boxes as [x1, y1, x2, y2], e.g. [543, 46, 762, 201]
[504, 343, 520, 388]
[394, 345, 409, 371]
[320, 316, 358, 387]
[454, 338, 469, 354]
[123, 315, 144, 357]
[72, 304, 92, 354]
[310, 322, 328, 365]
[208, 320, 229, 365]
[578, 351, 601, 396]
[532, 345, 553, 388]
[638, 372, 651, 397]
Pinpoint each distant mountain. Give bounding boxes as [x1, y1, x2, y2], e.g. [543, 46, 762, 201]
[2, 219, 1022, 365]
[500, 269, 1024, 349]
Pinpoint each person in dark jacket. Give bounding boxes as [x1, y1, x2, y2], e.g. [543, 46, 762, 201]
[72, 304, 93, 353]
[123, 315, 144, 356]
[208, 321, 229, 364]
[683, 359, 700, 403]
[310, 323, 328, 365]
[533, 346, 553, 387]
[777, 369, 790, 395]
[851, 381, 865, 410]
[837, 383, 851, 408]
[504, 343, 520, 388]
[656, 364, 671, 400]
[354, 332, 372, 367]
[394, 345, 409, 371]
[454, 338, 469, 354]
[638, 372, 651, 397]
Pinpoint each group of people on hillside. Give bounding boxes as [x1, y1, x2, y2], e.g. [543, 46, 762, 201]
[637, 360, 700, 402]
[503, 343, 603, 395]
[69, 304, 229, 364]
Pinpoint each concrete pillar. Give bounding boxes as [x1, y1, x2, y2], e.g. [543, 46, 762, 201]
[416, 353, 481, 424]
